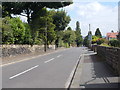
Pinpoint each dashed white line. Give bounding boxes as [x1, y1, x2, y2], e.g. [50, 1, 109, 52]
[57, 55, 62, 58]
[44, 58, 55, 63]
[9, 65, 39, 80]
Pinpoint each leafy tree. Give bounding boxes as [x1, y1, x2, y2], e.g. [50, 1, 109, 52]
[52, 10, 71, 48]
[2, 2, 73, 24]
[75, 21, 83, 47]
[31, 8, 56, 50]
[52, 10, 71, 31]
[23, 23, 32, 44]
[2, 17, 14, 44]
[62, 30, 76, 47]
[95, 28, 102, 38]
[10, 17, 26, 44]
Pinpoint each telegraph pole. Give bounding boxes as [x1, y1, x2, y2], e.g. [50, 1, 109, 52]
[88, 24, 92, 47]
[44, 17, 47, 52]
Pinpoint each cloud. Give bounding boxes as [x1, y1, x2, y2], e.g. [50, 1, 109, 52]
[65, 1, 118, 36]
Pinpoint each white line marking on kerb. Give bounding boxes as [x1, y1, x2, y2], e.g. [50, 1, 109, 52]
[9, 65, 39, 80]
[57, 55, 62, 58]
[44, 58, 55, 63]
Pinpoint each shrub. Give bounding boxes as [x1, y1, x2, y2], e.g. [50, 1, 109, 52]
[96, 38, 106, 45]
[109, 39, 120, 47]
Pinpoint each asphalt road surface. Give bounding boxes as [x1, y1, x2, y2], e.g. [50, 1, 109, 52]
[2, 47, 84, 88]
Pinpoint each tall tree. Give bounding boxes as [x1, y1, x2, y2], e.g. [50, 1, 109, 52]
[76, 21, 81, 34]
[30, 8, 56, 51]
[75, 21, 83, 47]
[95, 28, 102, 38]
[52, 10, 71, 48]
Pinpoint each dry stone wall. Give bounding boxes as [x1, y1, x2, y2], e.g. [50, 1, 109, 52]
[1, 45, 55, 57]
[92, 45, 120, 75]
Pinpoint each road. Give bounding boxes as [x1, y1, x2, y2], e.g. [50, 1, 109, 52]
[2, 47, 84, 88]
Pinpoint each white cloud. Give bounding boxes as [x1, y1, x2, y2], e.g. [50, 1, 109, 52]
[65, 2, 118, 36]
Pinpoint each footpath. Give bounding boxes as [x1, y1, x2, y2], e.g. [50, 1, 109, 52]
[70, 48, 120, 89]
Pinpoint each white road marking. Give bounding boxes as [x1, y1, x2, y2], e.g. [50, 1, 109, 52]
[57, 55, 62, 58]
[44, 58, 55, 63]
[1, 48, 68, 67]
[9, 65, 39, 80]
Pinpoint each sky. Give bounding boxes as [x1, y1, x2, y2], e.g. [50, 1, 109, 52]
[63, 0, 118, 36]
[19, 0, 119, 37]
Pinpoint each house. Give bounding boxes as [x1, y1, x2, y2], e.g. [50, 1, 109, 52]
[106, 32, 118, 40]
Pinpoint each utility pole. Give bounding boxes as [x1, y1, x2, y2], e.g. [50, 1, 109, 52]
[88, 24, 92, 47]
[44, 18, 47, 52]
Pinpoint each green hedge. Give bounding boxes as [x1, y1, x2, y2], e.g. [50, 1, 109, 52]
[109, 39, 120, 47]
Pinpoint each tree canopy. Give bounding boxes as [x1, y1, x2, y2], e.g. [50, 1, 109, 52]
[95, 28, 102, 38]
[75, 21, 83, 47]
[2, 2, 73, 23]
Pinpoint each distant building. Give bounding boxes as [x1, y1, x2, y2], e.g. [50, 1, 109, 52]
[106, 32, 118, 40]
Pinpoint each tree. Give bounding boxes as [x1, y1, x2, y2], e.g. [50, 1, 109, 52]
[67, 26, 72, 31]
[52, 10, 71, 31]
[2, 2, 73, 24]
[10, 17, 26, 44]
[75, 21, 83, 47]
[2, 17, 14, 44]
[52, 10, 71, 48]
[95, 28, 102, 38]
[62, 30, 76, 47]
[30, 8, 56, 51]
[23, 23, 32, 44]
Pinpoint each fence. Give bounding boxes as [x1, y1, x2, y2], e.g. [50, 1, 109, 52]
[92, 45, 120, 75]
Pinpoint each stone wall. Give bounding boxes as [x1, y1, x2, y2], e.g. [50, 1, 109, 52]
[1, 45, 55, 57]
[92, 45, 120, 75]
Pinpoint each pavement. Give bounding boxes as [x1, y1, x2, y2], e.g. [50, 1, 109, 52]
[2, 47, 85, 88]
[70, 48, 120, 89]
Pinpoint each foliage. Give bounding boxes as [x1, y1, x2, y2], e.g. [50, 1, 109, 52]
[109, 39, 120, 47]
[23, 23, 32, 44]
[95, 28, 102, 38]
[30, 8, 56, 45]
[52, 10, 71, 31]
[10, 17, 26, 44]
[62, 30, 76, 47]
[100, 43, 110, 47]
[83, 35, 89, 47]
[96, 38, 106, 45]
[52, 10, 71, 48]
[67, 26, 72, 31]
[2, 17, 14, 44]
[75, 21, 83, 47]
[92, 35, 99, 44]
[2, 2, 72, 23]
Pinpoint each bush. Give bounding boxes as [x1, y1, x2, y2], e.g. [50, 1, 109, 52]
[109, 40, 120, 47]
[96, 38, 106, 45]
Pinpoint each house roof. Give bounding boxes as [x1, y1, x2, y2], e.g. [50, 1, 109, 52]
[106, 32, 118, 38]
